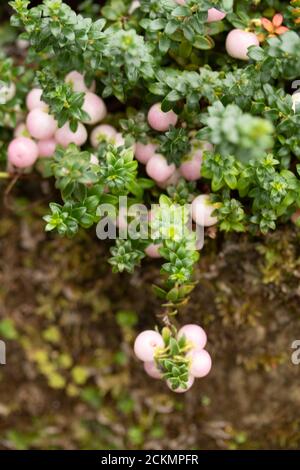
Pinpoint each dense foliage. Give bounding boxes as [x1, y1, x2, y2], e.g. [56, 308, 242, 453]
[1, 0, 300, 391]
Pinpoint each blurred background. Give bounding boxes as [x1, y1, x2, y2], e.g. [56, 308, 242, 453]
[1, 180, 300, 449]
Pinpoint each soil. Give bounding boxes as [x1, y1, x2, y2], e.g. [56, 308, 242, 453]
[1, 178, 300, 450]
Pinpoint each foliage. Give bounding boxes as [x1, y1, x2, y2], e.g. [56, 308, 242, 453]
[2, 0, 300, 392]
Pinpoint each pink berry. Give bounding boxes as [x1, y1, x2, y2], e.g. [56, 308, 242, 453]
[37, 139, 56, 158]
[135, 142, 158, 164]
[14, 123, 29, 138]
[207, 8, 226, 23]
[167, 375, 195, 393]
[114, 133, 125, 147]
[144, 361, 162, 379]
[16, 38, 29, 50]
[55, 122, 88, 147]
[90, 124, 117, 147]
[177, 324, 207, 350]
[26, 109, 57, 140]
[8, 137, 39, 168]
[26, 88, 47, 111]
[129, 0, 140, 13]
[65, 70, 96, 93]
[82, 92, 107, 125]
[146, 154, 175, 183]
[147, 103, 178, 132]
[134, 330, 164, 362]
[90, 154, 99, 165]
[226, 29, 259, 61]
[188, 349, 212, 378]
[157, 169, 181, 189]
[191, 194, 218, 227]
[180, 150, 203, 181]
[175, 0, 186, 4]
[145, 243, 162, 258]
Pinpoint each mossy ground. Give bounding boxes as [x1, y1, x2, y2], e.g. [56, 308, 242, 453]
[1, 179, 300, 450]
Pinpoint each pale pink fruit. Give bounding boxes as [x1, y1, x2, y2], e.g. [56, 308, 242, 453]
[134, 330, 164, 362]
[207, 8, 226, 23]
[82, 92, 107, 125]
[145, 243, 162, 258]
[65, 70, 96, 93]
[8, 137, 39, 168]
[26, 109, 57, 140]
[144, 361, 162, 379]
[14, 123, 29, 138]
[157, 169, 181, 189]
[114, 133, 125, 148]
[147, 103, 178, 132]
[188, 349, 212, 378]
[167, 375, 195, 393]
[16, 38, 29, 50]
[177, 324, 207, 350]
[37, 139, 56, 158]
[90, 154, 99, 165]
[26, 88, 47, 111]
[191, 194, 218, 227]
[55, 122, 88, 147]
[0, 82, 16, 103]
[226, 29, 259, 61]
[175, 0, 186, 4]
[128, 0, 140, 14]
[90, 124, 117, 148]
[146, 154, 175, 183]
[135, 142, 158, 164]
[179, 149, 203, 181]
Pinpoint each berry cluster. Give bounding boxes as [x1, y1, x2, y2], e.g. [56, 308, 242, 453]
[5, 69, 218, 260]
[7, 71, 112, 169]
[134, 324, 211, 393]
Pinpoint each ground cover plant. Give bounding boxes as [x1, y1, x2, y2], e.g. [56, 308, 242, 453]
[1, 0, 300, 396]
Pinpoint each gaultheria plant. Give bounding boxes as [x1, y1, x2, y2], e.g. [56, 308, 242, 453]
[1, 0, 300, 391]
